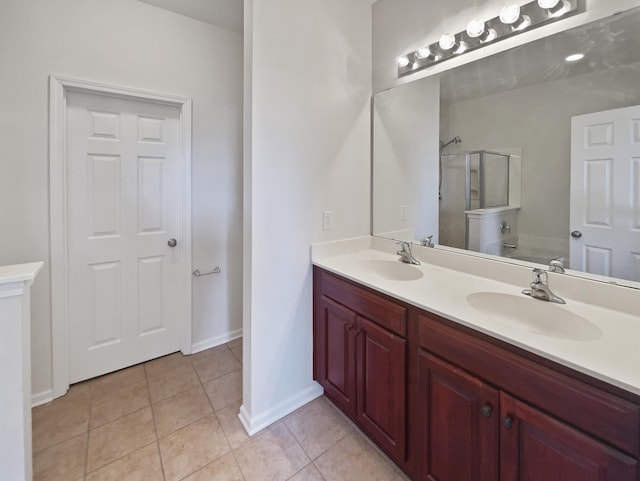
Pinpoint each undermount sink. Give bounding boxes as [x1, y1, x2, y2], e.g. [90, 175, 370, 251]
[356, 259, 424, 281]
[466, 292, 603, 342]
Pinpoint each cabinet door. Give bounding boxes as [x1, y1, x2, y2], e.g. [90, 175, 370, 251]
[317, 296, 357, 416]
[500, 392, 637, 481]
[356, 316, 407, 463]
[418, 351, 499, 481]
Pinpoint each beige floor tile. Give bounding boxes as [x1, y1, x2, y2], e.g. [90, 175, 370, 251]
[85, 443, 163, 481]
[192, 349, 241, 383]
[90, 365, 146, 398]
[230, 344, 242, 364]
[145, 351, 192, 378]
[33, 433, 86, 481]
[234, 422, 310, 481]
[314, 431, 398, 481]
[203, 370, 242, 411]
[86, 407, 157, 473]
[153, 385, 213, 438]
[147, 362, 200, 403]
[90, 380, 150, 429]
[215, 402, 249, 449]
[190, 344, 229, 362]
[182, 452, 244, 481]
[32, 383, 91, 452]
[227, 337, 242, 348]
[159, 415, 231, 481]
[289, 463, 326, 481]
[285, 397, 352, 459]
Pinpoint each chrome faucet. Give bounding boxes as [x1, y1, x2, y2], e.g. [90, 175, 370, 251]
[397, 241, 421, 265]
[522, 268, 565, 304]
[421, 235, 435, 248]
[549, 257, 566, 274]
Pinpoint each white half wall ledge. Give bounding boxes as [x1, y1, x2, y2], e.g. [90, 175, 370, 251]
[191, 328, 243, 354]
[238, 382, 324, 436]
[0, 261, 44, 481]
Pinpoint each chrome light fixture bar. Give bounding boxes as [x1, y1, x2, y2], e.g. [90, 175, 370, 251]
[397, 0, 580, 77]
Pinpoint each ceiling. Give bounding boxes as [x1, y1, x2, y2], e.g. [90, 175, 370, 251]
[439, 7, 640, 104]
[138, 0, 243, 33]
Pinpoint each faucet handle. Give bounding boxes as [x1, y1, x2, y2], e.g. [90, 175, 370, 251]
[421, 235, 435, 247]
[532, 268, 547, 284]
[396, 240, 410, 253]
[549, 257, 566, 274]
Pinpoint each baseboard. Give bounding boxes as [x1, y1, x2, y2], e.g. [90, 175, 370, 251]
[238, 382, 324, 436]
[191, 328, 243, 354]
[31, 389, 54, 408]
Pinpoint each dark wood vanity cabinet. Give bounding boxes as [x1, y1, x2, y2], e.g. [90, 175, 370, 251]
[418, 312, 639, 481]
[313, 266, 640, 481]
[418, 350, 499, 481]
[313, 268, 408, 465]
[500, 393, 637, 481]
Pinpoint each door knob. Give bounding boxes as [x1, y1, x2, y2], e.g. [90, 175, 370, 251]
[571, 231, 582, 239]
[168, 238, 177, 247]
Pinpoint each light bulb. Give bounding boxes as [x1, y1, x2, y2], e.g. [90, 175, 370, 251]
[499, 5, 521, 24]
[415, 47, 432, 60]
[537, 0, 560, 8]
[397, 56, 410, 68]
[439, 33, 456, 50]
[466, 19, 486, 38]
[538, 0, 570, 17]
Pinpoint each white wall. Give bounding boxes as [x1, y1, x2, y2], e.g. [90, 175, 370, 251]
[372, 77, 440, 241]
[0, 0, 243, 401]
[241, 0, 372, 434]
[373, 0, 640, 92]
[441, 63, 640, 255]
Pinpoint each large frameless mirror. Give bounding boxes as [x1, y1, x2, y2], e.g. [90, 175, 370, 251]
[372, 6, 640, 286]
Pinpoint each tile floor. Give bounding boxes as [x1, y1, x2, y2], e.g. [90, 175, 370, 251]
[32, 338, 410, 481]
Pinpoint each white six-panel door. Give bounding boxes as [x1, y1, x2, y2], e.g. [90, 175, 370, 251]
[570, 105, 640, 282]
[66, 91, 182, 383]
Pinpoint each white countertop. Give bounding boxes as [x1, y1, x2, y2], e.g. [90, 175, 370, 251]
[312, 239, 640, 397]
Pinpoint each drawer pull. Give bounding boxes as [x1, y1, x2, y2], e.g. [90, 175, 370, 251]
[502, 416, 513, 430]
[481, 405, 493, 418]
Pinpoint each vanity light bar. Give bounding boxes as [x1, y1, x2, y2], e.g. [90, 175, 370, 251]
[397, 0, 580, 77]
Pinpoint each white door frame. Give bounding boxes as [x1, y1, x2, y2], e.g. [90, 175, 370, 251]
[49, 75, 193, 399]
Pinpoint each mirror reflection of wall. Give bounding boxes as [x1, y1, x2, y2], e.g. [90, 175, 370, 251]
[372, 76, 440, 242]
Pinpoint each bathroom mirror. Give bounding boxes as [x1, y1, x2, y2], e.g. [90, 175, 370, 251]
[372, 6, 640, 285]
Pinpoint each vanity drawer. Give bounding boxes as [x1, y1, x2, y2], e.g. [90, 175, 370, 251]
[318, 269, 407, 337]
[418, 313, 640, 456]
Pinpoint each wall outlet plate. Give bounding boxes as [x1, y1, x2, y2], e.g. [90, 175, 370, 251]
[323, 211, 334, 231]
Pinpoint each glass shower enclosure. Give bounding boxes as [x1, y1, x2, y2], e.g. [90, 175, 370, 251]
[439, 150, 510, 249]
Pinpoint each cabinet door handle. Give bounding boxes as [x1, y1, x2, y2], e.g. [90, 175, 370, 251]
[481, 405, 493, 417]
[502, 416, 513, 430]
[345, 324, 354, 332]
[354, 329, 362, 337]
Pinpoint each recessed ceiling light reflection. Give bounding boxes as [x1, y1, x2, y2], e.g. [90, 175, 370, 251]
[565, 53, 585, 62]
